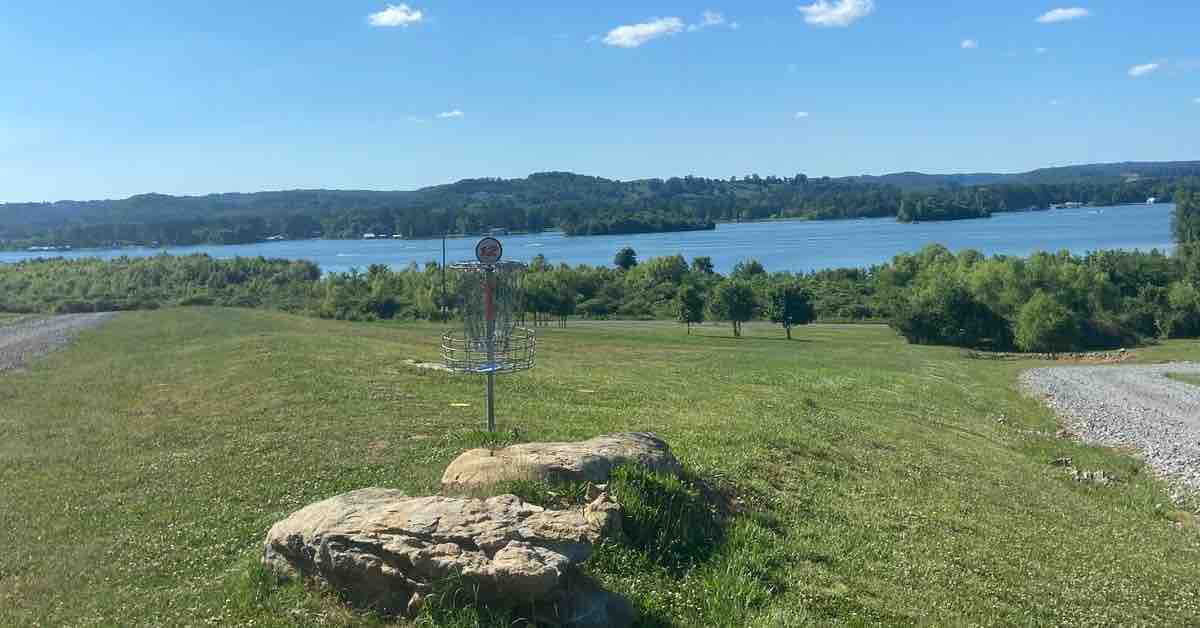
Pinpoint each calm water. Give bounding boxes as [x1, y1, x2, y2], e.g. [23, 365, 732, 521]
[0, 203, 1176, 274]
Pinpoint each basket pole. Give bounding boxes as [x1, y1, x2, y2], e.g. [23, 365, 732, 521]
[484, 266, 497, 432]
[485, 371, 496, 433]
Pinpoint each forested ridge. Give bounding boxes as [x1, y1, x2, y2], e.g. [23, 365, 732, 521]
[3, 190, 1198, 353]
[2, 161, 1198, 249]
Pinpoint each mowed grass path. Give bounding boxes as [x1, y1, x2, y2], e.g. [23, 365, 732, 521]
[2, 308, 1199, 626]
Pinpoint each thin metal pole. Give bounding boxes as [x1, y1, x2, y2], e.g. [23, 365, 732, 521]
[485, 372, 496, 433]
[441, 233, 447, 322]
[484, 266, 497, 432]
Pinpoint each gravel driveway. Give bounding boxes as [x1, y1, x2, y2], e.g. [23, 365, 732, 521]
[0, 313, 116, 374]
[1022, 363, 1200, 493]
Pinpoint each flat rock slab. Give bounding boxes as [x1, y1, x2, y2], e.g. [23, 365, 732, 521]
[263, 488, 615, 615]
[442, 432, 683, 491]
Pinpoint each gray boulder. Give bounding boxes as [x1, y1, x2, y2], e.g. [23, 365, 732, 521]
[441, 432, 682, 491]
[263, 487, 621, 617]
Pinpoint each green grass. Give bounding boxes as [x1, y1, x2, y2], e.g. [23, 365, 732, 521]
[2, 309, 1200, 626]
[0, 313, 31, 326]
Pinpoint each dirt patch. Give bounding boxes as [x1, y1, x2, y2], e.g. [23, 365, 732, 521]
[0, 313, 116, 374]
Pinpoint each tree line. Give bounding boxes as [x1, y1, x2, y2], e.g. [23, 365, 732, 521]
[2, 190, 1197, 353]
[3, 168, 1198, 249]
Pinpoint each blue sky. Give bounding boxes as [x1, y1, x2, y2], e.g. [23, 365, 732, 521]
[0, 1, 1197, 202]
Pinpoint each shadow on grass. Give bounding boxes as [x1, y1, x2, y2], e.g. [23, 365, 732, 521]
[495, 465, 792, 626]
[690, 332, 815, 344]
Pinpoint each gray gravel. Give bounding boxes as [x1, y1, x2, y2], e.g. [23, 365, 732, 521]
[1021, 363, 1200, 494]
[0, 313, 116, 374]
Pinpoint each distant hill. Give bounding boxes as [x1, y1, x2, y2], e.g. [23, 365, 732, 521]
[0, 161, 1197, 248]
[853, 161, 1200, 190]
[850, 171, 1008, 190]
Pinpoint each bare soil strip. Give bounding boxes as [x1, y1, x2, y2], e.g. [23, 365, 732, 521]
[0, 313, 116, 374]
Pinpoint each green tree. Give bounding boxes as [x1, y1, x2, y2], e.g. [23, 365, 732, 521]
[691, 256, 715, 275]
[1173, 189, 1200, 245]
[1015, 292, 1080, 353]
[731, 259, 766, 280]
[708, 279, 758, 337]
[676, 284, 705, 334]
[614, 247, 638, 271]
[889, 276, 1012, 349]
[768, 282, 815, 339]
[1174, 189, 1200, 270]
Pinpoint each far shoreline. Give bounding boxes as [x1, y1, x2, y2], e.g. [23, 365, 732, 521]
[0, 200, 1174, 254]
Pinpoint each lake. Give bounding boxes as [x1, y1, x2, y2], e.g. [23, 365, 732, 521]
[0, 203, 1176, 274]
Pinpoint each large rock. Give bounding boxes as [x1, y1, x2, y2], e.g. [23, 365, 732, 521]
[442, 432, 682, 491]
[262, 488, 618, 616]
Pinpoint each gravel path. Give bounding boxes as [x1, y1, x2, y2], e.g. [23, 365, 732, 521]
[0, 313, 116, 374]
[1021, 363, 1200, 493]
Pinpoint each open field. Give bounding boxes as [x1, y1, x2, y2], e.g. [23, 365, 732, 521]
[2, 309, 1200, 626]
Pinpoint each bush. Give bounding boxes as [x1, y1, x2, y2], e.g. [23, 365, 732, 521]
[889, 279, 1012, 349]
[52, 300, 95, 314]
[1164, 282, 1200, 338]
[177, 295, 215, 307]
[1015, 292, 1080, 352]
[1081, 314, 1139, 349]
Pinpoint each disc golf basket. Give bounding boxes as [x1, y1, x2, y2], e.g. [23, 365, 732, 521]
[441, 238, 536, 432]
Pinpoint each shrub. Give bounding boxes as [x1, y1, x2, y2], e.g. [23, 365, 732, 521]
[1165, 281, 1200, 338]
[1015, 292, 1080, 352]
[52, 300, 95, 314]
[889, 279, 1012, 349]
[177, 295, 215, 307]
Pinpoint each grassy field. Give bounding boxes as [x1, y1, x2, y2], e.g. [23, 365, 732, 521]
[2, 308, 1200, 626]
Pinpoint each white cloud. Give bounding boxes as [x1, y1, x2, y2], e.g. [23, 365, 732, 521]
[1128, 62, 1161, 78]
[1035, 47, 1048, 54]
[687, 10, 740, 32]
[794, 111, 810, 119]
[1049, 99, 1061, 106]
[797, 0, 874, 27]
[961, 39, 978, 50]
[603, 17, 685, 48]
[1036, 7, 1091, 24]
[689, 10, 724, 31]
[436, 110, 464, 119]
[368, 4, 424, 27]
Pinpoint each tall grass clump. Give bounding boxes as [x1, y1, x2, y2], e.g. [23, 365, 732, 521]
[607, 465, 723, 571]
